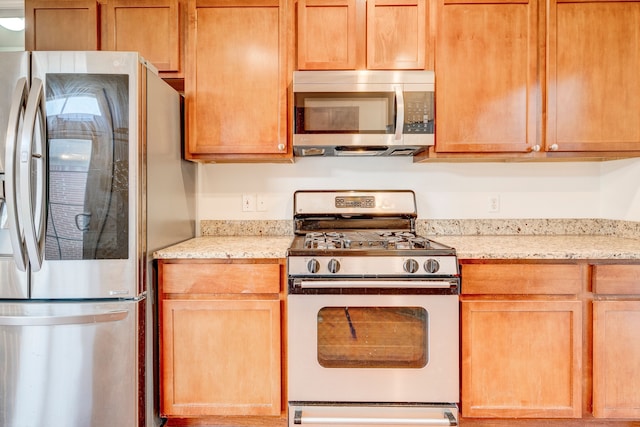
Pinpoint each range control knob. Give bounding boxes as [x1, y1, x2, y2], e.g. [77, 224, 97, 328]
[424, 258, 440, 273]
[327, 259, 341, 274]
[403, 259, 419, 274]
[307, 259, 320, 274]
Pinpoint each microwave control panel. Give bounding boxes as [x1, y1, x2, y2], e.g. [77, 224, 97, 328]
[403, 92, 434, 134]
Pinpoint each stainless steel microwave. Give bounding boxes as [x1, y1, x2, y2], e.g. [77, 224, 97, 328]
[293, 70, 434, 157]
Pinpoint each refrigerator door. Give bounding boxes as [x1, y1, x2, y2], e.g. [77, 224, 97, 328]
[30, 51, 142, 299]
[0, 299, 144, 427]
[0, 51, 30, 299]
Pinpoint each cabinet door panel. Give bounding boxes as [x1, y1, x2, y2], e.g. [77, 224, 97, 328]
[297, 0, 360, 69]
[461, 300, 582, 418]
[548, 0, 640, 151]
[593, 300, 640, 418]
[25, 0, 98, 51]
[161, 299, 281, 416]
[104, 0, 181, 74]
[367, 0, 427, 69]
[186, 0, 289, 158]
[436, 0, 537, 153]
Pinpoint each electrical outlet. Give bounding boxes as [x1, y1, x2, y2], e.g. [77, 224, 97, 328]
[488, 195, 500, 213]
[257, 194, 267, 212]
[242, 194, 256, 212]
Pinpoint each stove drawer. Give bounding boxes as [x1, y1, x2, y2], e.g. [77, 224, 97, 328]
[289, 404, 458, 426]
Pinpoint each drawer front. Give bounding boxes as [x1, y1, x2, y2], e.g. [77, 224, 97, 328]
[593, 264, 640, 295]
[461, 263, 584, 295]
[161, 262, 282, 294]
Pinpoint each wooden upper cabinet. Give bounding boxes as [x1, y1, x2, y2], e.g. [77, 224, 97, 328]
[297, 0, 363, 69]
[434, 0, 539, 154]
[297, 0, 430, 70]
[547, 0, 640, 153]
[367, 0, 428, 69]
[25, 0, 99, 51]
[186, 0, 291, 161]
[103, 0, 183, 76]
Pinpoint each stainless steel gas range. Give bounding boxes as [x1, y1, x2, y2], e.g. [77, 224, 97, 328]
[287, 190, 460, 427]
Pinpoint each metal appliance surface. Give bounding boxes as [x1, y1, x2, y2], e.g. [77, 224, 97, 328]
[287, 190, 460, 426]
[293, 71, 435, 157]
[0, 51, 196, 427]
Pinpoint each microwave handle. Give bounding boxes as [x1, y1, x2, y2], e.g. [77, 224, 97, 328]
[394, 85, 404, 141]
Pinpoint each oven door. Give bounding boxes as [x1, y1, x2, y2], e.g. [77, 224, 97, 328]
[287, 290, 459, 404]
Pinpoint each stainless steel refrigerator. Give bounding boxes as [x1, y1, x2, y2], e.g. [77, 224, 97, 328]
[0, 51, 196, 427]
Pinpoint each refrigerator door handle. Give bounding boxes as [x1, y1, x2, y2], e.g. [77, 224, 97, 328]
[4, 77, 29, 272]
[0, 309, 129, 326]
[19, 77, 47, 272]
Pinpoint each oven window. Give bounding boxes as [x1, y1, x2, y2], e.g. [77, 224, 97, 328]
[317, 307, 428, 368]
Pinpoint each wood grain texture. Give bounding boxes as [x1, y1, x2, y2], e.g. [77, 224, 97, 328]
[461, 263, 585, 295]
[593, 301, 640, 418]
[547, 0, 640, 152]
[462, 300, 583, 418]
[435, 0, 538, 153]
[593, 265, 640, 295]
[104, 0, 182, 75]
[185, 0, 292, 161]
[25, 0, 98, 50]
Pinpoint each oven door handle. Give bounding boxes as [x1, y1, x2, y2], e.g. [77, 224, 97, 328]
[295, 279, 456, 289]
[294, 409, 457, 426]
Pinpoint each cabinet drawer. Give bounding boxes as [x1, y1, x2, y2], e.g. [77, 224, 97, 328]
[161, 262, 281, 294]
[461, 263, 584, 295]
[593, 265, 640, 295]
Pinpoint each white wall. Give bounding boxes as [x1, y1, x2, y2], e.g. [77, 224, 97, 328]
[196, 157, 640, 222]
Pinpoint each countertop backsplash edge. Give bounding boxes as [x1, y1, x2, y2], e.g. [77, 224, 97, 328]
[200, 219, 640, 239]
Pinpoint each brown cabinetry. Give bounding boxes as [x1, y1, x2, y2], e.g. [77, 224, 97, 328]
[25, 0, 183, 78]
[103, 0, 183, 77]
[434, 0, 538, 155]
[185, 0, 292, 161]
[547, 0, 640, 153]
[460, 262, 584, 418]
[158, 259, 285, 419]
[297, 0, 431, 70]
[25, 0, 99, 51]
[592, 265, 640, 418]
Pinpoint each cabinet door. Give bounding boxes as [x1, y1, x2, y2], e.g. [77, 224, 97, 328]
[367, 0, 428, 69]
[547, 0, 640, 152]
[161, 299, 281, 416]
[25, 0, 98, 51]
[297, 0, 363, 69]
[461, 300, 582, 418]
[103, 0, 182, 76]
[435, 0, 538, 153]
[593, 300, 640, 418]
[185, 0, 290, 161]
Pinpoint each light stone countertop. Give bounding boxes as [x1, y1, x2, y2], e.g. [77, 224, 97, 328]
[154, 236, 293, 259]
[433, 235, 640, 260]
[154, 234, 640, 260]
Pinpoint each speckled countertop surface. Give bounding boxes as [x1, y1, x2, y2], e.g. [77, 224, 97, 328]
[153, 219, 640, 260]
[433, 235, 640, 260]
[154, 236, 293, 259]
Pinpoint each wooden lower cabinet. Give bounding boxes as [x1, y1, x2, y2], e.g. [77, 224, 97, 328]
[158, 259, 285, 421]
[592, 265, 640, 419]
[460, 262, 584, 418]
[462, 299, 583, 418]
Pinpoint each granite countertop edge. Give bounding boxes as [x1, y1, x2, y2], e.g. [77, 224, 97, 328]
[153, 219, 640, 260]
